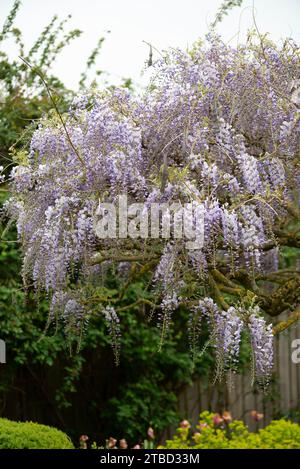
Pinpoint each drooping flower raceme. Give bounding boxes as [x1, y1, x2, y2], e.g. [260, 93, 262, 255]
[199, 299, 242, 373]
[248, 309, 274, 381]
[102, 305, 121, 364]
[197, 298, 273, 381]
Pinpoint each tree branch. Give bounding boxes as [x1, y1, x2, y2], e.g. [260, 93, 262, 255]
[273, 310, 300, 335]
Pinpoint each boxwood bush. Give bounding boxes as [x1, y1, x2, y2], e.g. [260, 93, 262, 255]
[0, 418, 74, 449]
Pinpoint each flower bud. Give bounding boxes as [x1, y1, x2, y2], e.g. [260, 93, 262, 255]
[107, 437, 117, 449]
[147, 427, 155, 439]
[222, 411, 232, 423]
[180, 419, 190, 429]
[250, 410, 264, 421]
[79, 434, 89, 449]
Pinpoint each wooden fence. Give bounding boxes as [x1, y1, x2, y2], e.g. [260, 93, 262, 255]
[164, 311, 300, 439]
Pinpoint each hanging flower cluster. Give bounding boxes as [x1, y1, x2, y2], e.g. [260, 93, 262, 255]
[6, 33, 300, 381]
[248, 307, 274, 381]
[196, 299, 272, 383]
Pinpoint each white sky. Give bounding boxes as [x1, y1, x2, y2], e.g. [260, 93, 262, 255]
[1, 0, 300, 89]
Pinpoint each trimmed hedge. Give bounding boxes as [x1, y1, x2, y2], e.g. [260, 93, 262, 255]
[0, 418, 74, 449]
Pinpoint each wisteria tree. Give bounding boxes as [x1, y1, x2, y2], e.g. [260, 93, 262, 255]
[4, 33, 300, 385]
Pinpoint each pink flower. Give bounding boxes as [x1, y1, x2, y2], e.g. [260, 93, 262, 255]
[222, 411, 232, 423]
[180, 420, 190, 429]
[147, 427, 155, 439]
[107, 437, 117, 449]
[213, 413, 223, 426]
[119, 439, 128, 449]
[79, 434, 89, 449]
[250, 410, 264, 421]
[198, 422, 208, 431]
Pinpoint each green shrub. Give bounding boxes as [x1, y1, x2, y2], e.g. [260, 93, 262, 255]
[257, 420, 300, 449]
[160, 411, 300, 449]
[0, 418, 74, 449]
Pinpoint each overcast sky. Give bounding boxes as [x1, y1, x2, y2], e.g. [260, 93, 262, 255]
[1, 0, 300, 89]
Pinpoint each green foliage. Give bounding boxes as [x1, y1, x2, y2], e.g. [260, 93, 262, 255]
[211, 0, 244, 28]
[257, 420, 300, 449]
[0, 418, 74, 449]
[79, 33, 109, 88]
[0, 1, 78, 157]
[161, 411, 300, 449]
[0, 0, 109, 163]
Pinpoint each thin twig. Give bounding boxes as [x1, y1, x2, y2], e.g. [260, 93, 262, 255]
[19, 56, 86, 171]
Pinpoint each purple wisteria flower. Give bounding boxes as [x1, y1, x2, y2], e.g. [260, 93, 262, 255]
[102, 306, 121, 365]
[248, 309, 274, 382]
